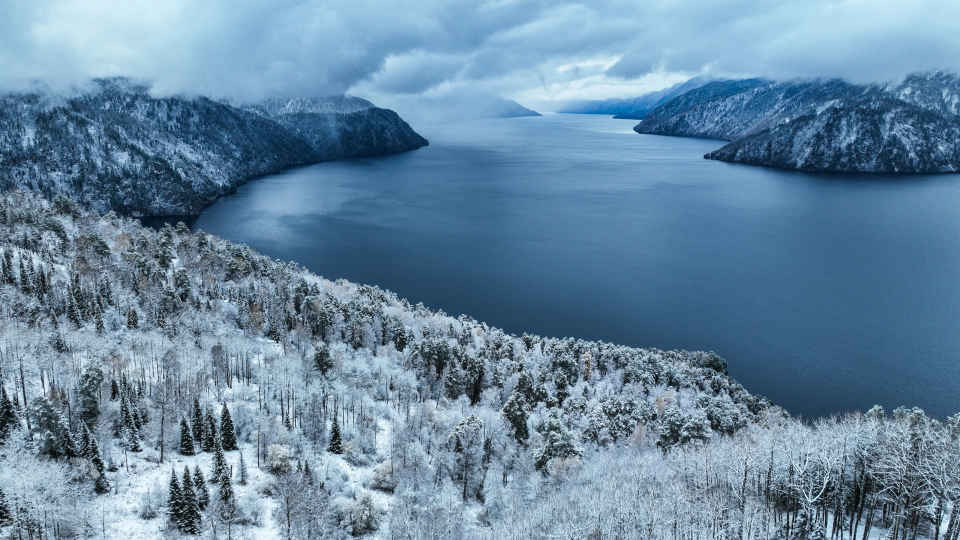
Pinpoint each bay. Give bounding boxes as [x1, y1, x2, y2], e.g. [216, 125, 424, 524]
[146, 113, 960, 419]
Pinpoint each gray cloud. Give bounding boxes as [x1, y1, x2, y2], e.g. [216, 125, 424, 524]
[1, 0, 957, 104]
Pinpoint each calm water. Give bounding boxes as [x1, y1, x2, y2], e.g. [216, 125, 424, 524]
[148, 114, 960, 419]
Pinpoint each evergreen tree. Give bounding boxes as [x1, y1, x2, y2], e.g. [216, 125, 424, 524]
[95, 311, 105, 334]
[0, 487, 11, 525]
[212, 436, 229, 484]
[193, 467, 209, 510]
[109, 379, 119, 401]
[303, 460, 313, 485]
[0, 385, 18, 441]
[314, 343, 334, 376]
[238, 452, 248, 485]
[35, 266, 48, 300]
[179, 418, 195, 455]
[533, 413, 582, 473]
[203, 406, 217, 452]
[220, 403, 238, 451]
[218, 472, 236, 521]
[328, 417, 343, 454]
[126, 308, 138, 329]
[191, 397, 204, 443]
[19, 259, 32, 295]
[119, 394, 142, 452]
[501, 391, 529, 444]
[657, 403, 685, 450]
[1, 251, 12, 285]
[80, 423, 106, 472]
[67, 294, 83, 328]
[180, 467, 202, 535]
[28, 395, 76, 458]
[168, 469, 184, 527]
[77, 362, 104, 426]
[679, 409, 712, 445]
[94, 470, 111, 494]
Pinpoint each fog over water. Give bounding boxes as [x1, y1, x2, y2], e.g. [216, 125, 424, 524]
[148, 114, 960, 419]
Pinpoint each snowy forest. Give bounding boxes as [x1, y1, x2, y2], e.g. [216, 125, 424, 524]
[0, 191, 957, 540]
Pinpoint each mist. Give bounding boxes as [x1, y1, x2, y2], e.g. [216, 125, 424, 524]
[1, 0, 957, 106]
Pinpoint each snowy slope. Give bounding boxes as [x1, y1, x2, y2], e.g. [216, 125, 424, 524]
[634, 72, 960, 173]
[0, 80, 428, 217]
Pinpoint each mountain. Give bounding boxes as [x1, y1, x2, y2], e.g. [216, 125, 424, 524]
[388, 94, 541, 124]
[252, 98, 430, 161]
[558, 76, 716, 119]
[634, 72, 960, 173]
[0, 79, 428, 216]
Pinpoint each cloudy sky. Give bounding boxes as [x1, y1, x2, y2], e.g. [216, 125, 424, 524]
[1, 0, 957, 109]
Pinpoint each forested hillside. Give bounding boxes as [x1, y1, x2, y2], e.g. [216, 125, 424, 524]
[634, 72, 960, 173]
[0, 192, 957, 540]
[0, 80, 427, 217]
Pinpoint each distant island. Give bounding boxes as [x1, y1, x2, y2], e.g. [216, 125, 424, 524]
[0, 79, 428, 216]
[564, 71, 960, 173]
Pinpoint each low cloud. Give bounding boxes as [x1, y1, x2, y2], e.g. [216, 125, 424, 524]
[1, 0, 956, 104]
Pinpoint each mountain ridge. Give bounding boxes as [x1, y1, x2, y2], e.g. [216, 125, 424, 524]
[634, 72, 960, 173]
[0, 79, 428, 216]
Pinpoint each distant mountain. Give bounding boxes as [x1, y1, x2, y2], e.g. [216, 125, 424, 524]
[0, 79, 428, 216]
[634, 72, 960, 173]
[392, 94, 541, 124]
[558, 76, 716, 119]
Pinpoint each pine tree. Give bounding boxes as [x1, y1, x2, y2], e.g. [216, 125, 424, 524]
[657, 403, 685, 450]
[1, 251, 12, 285]
[126, 308, 138, 329]
[220, 403, 238, 451]
[35, 266, 48, 299]
[67, 294, 83, 328]
[119, 394, 142, 452]
[303, 460, 313, 485]
[94, 470, 111, 494]
[179, 418, 195, 455]
[85, 426, 106, 473]
[109, 379, 120, 401]
[212, 436, 229, 484]
[328, 417, 343, 454]
[193, 467, 209, 510]
[533, 414, 582, 473]
[218, 472, 236, 521]
[314, 343, 334, 376]
[28, 395, 76, 458]
[168, 469, 184, 527]
[203, 407, 217, 453]
[0, 487, 11, 525]
[180, 467, 202, 535]
[501, 391, 529, 444]
[238, 452, 248, 485]
[19, 259, 32, 295]
[0, 385, 19, 441]
[77, 362, 104, 426]
[191, 397, 204, 443]
[95, 311, 105, 334]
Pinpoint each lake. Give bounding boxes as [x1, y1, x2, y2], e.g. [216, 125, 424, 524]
[146, 113, 960, 419]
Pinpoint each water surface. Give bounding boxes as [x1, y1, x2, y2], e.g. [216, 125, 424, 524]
[149, 114, 960, 419]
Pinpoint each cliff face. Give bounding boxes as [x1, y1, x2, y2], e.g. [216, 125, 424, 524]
[0, 79, 428, 216]
[634, 72, 960, 173]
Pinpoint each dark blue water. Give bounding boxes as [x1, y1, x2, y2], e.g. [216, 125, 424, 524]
[148, 114, 960, 419]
